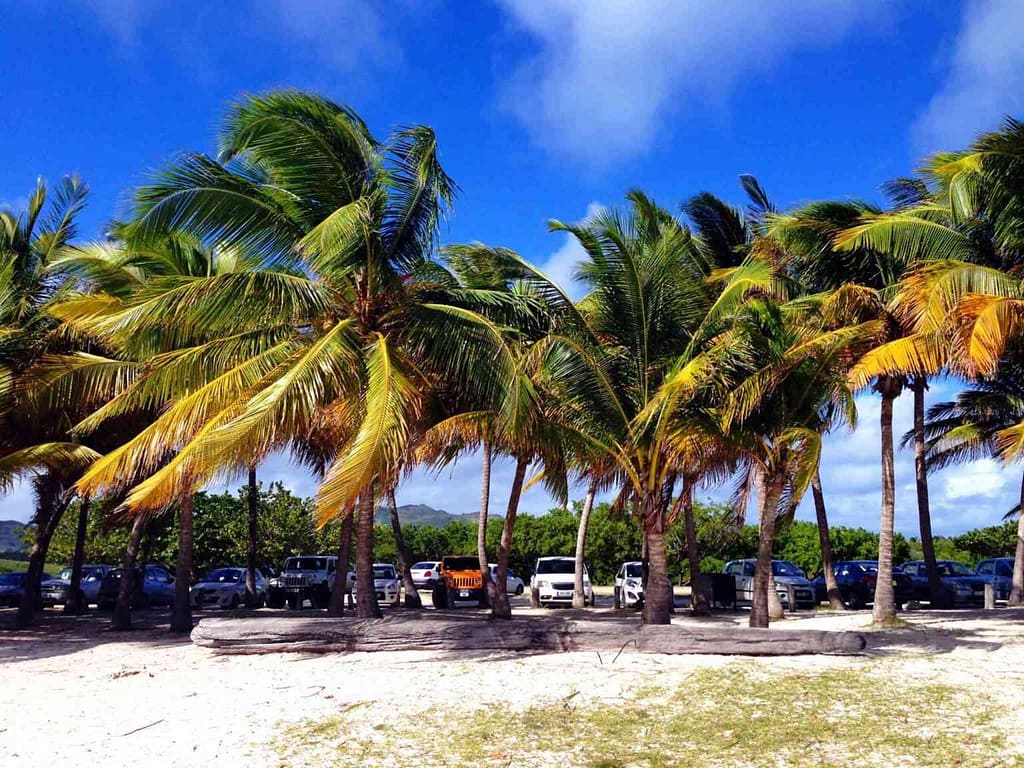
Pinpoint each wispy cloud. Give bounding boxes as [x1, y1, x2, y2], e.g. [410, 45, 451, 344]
[495, 0, 892, 166]
[913, 0, 1024, 152]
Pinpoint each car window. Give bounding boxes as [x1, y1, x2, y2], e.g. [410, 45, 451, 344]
[772, 561, 804, 577]
[626, 563, 643, 578]
[412, 562, 434, 570]
[977, 561, 993, 575]
[997, 562, 1013, 576]
[535, 559, 574, 575]
[373, 566, 396, 579]
[903, 563, 918, 575]
[743, 562, 755, 577]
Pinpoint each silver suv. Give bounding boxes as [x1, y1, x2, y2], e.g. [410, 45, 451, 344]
[267, 555, 339, 609]
[723, 559, 816, 610]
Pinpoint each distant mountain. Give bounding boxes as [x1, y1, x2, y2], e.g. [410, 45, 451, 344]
[0, 519, 28, 555]
[373, 504, 489, 528]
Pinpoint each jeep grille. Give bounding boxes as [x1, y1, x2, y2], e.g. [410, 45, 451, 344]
[450, 575, 481, 589]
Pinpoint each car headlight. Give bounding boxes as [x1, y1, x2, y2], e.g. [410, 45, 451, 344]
[625, 578, 640, 588]
[536, 580, 549, 589]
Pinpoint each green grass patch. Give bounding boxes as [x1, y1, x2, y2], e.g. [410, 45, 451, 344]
[271, 663, 1013, 768]
[0, 558, 67, 575]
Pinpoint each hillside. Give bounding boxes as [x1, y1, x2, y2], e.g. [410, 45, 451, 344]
[373, 504, 487, 528]
[0, 519, 28, 555]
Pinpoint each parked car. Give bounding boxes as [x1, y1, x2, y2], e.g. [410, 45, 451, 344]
[190, 567, 268, 609]
[895, 560, 988, 606]
[41, 565, 115, 608]
[431, 555, 485, 608]
[352, 563, 401, 607]
[810, 560, 914, 609]
[97, 565, 176, 610]
[488, 563, 525, 595]
[530, 556, 594, 606]
[0, 571, 49, 608]
[723, 559, 817, 610]
[267, 555, 341, 609]
[975, 557, 1015, 601]
[614, 561, 645, 607]
[410, 561, 442, 589]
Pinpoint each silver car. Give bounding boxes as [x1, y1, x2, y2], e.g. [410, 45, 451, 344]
[190, 567, 267, 609]
[41, 565, 114, 607]
[723, 559, 817, 610]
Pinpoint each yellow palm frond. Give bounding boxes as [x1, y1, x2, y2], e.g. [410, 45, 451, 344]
[848, 332, 946, 390]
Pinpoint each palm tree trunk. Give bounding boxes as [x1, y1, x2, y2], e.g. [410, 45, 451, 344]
[681, 481, 708, 615]
[873, 381, 899, 625]
[491, 457, 528, 620]
[245, 466, 259, 608]
[751, 471, 784, 628]
[64, 495, 91, 615]
[477, 439, 493, 608]
[16, 486, 66, 628]
[1010, 471, 1024, 607]
[641, 490, 672, 625]
[572, 479, 598, 608]
[811, 471, 844, 610]
[387, 489, 422, 609]
[912, 377, 947, 609]
[355, 491, 381, 619]
[170, 492, 194, 633]
[327, 512, 354, 616]
[112, 514, 147, 631]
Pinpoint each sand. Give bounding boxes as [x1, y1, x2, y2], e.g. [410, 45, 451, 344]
[2, 604, 1023, 767]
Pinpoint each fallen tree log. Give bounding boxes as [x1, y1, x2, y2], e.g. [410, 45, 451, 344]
[191, 613, 866, 656]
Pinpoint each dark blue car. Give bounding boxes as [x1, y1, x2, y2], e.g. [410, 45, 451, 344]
[811, 560, 914, 610]
[894, 560, 988, 606]
[975, 557, 1015, 601]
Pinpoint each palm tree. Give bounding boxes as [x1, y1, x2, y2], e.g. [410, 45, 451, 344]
[62, 92, 515, 622]
[572, 476, 599, 608]
[0, 175, 93, 626]
[386, 488, 422, 608]
[910, 365, 1024, 606]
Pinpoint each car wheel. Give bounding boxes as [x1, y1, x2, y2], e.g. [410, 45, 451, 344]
[515, 584, 524, 596]
[267, 591, 285, 609]
[287, 594, 300, 610]
[844, 590, 863, 611]
[230, 594, 240, 609]
[431, 584, 448, 609]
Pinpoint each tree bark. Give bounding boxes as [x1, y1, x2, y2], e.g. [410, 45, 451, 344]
[327, 512, 354, 616]
[641, 491, 672, 625]
[16, 484, 66, 627]
[388, 489, 422, 609]
[872, 380, 899, 625]
[681, 480, 708, 615]
[193, 614, 867, 656]
[811, 471, 844, 610]
[572, 479, 598, 608]
[1010, 471, 1024, 607]
[355, 491, 381, 619]
[170, 492, 194, 634]
[912, 377, 948, 608]
[751, 472, 784, 628]
[112, 514, 147, 631]
[477, 439, 493, 608]
[64, 495, 91, 615]
[491, 457, 528, 620]
[245, 466, 259, 608]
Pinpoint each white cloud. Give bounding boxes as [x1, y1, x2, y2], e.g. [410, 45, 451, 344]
[539, 201, 603, 300]
[943, 459, 1009, 500]
[496, 0, 892, 165]
[913, 0, 1024, 151]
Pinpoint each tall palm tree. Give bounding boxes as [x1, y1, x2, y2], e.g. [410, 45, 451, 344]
[910, 364, 1024, 606]
[61, 92, 514, 622]
[0, 175, 94, 626]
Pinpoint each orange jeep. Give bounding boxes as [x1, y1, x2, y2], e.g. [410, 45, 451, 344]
[431, 555, 485, 608]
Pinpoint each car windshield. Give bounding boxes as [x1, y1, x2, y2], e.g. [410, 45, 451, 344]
[412, 562, 436, 570]
[284, 558, 326, 571]
[938, 562, 975, 577]
[625, 563, 643, 578]
[58, 568, 73, 581]
[443, 557, 479, 571]
[204, 569, 242, 583]
[536, 559, 575, 575]
[0, 573, 23, 585]
[772, 561, 804, 577]
[373, 566, 396, 579]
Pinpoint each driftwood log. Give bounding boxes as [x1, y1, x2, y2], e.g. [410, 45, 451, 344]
[191, 613, 866, 656]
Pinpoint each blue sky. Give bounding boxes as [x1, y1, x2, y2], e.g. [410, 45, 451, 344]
[3, 0, 1024, 535]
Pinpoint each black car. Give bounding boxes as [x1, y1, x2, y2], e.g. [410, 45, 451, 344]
[894, 560, 988, 606]
[0, 572, 27, 607]
[811, 560, 914, 610]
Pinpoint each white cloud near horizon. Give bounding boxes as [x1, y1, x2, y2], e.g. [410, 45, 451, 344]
[496, 0, 893, 165]
[913, 0, 1024, 152]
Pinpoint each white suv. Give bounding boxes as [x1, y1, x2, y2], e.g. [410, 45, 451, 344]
[530, 556, 593, 606]
[614, 561, 645, 607]
[352, 563, 401, 607]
